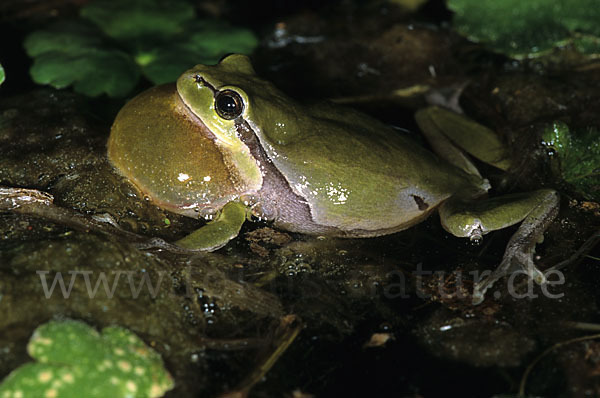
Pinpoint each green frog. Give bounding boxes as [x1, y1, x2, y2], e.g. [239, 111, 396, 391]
[108, 54, 559, 304]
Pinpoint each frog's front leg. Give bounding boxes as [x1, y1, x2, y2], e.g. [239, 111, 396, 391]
[438, 189, 560, 304]
[176, 201, 248, 251]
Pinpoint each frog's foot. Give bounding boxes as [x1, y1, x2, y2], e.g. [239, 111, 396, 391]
[472, 246, 546, 305]
[470, 190, 560, 304]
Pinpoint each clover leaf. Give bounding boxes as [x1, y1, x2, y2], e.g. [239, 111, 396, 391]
[24, 0, 258, 97]
[80, 0, 195, 40]
[448, 0, 600, 58]
[0, 320, 174, 398]
[542, 122, 600, 201]
[139, 20, 259, 84]
[24, 21, 141, 97]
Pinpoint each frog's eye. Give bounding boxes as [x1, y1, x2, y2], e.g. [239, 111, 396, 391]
[215, 90, 244, 120]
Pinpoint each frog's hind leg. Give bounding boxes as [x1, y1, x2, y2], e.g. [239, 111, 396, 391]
[438, 189, 560, 304]
[415, 106, 512, 174]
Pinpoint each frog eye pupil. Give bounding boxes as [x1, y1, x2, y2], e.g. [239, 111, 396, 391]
[215, 90, 244, 120]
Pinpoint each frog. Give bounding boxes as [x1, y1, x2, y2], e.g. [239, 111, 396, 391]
[107, 54, 559, 304]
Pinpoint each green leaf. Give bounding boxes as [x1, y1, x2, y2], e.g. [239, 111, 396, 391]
[182, 20, 260, 61]
[0, 63, 4, 86]
[448, 0, 600, 58]
[81, 0, 195, 40]
[24, 21, 140, 97]
[139, 20, 259, 84]
[0, 320, 174, 398]
[30, 50, 139, 97]
[24, 21, 105, 57]
[542, 122, 600, 200]
[24, 1, 258, 95]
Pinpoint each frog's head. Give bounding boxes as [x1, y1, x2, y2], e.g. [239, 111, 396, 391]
[176, 54, 256, 148]
[108, 55, 294, 219]
[177, 54, 301, 148]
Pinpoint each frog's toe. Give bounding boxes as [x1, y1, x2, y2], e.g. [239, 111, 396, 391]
[514, 250, 546, 285]
[471, 288, 486, 305]
[472, 260, 509, 305]
[533, 268, 547, 285]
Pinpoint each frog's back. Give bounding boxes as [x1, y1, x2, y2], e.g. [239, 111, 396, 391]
[252, 101, 479, 235]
